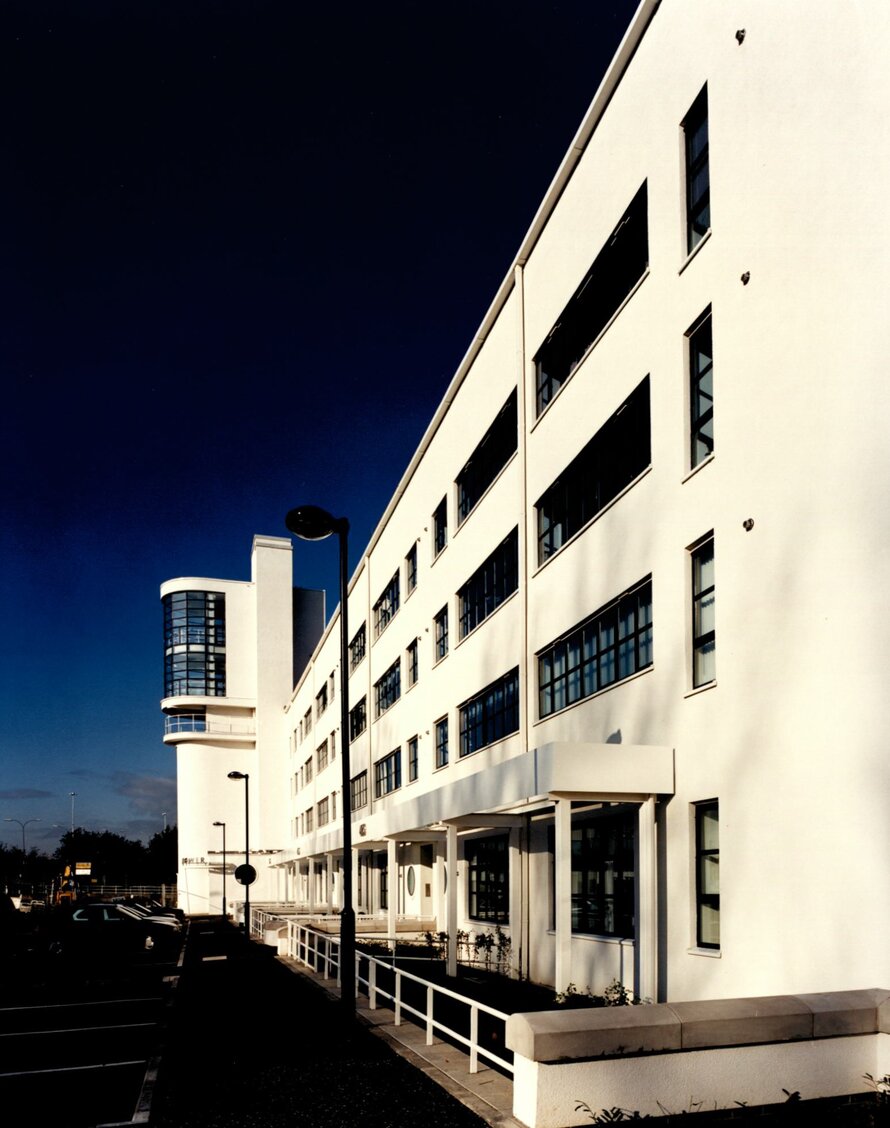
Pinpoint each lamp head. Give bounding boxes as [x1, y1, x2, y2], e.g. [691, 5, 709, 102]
[213, 820, 225, 827]
[285, 505, 347, 541]
[227, 771, 248, 781]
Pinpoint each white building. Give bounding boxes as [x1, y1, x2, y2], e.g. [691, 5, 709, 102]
[163, 0, 890, 1007]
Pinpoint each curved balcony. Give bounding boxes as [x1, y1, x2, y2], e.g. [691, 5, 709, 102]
[163, 713, 255, 745]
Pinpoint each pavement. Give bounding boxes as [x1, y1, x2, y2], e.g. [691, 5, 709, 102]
[150, 917, 521, 1128]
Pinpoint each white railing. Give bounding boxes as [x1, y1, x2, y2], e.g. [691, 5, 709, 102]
[284, 922, 512, 1076]
[164, 714, 256, 736]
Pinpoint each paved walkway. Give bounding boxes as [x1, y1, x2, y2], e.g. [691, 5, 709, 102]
[150, 918, 522, 1128]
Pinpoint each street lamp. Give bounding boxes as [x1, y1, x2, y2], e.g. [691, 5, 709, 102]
[69, 792, 77, 831]
[212, 821, 227, 918]
[4, 818, 40, 853]
[227, 771, 250, 931]
[285, 504, 355, 1015]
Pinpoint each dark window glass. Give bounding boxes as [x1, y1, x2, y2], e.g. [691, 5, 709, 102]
[538, 578, 652, 718]
[350, 771, 368, 810]
[692, 537, 716, 687]
[467, 835, 509, 924]
[374, 748, 401, 798]
[456, 390, 518, 524]
[317, 797, 329, 826]
[374, 659, 401, 717]
[535, 183, 648, 416]
[459, 668, 520, 758]
[349, 623, 367, 671]
[458, 528, 519, 639]
[434, 606, 448, 662]
[435, 717, 449, 769]
[406, 639, 419, 687]
[696, 801, 720, 948]
[373, 573, 400, 638]
[571, 807, 635, 937]
[684, 87, 710, 252]
[349, 696, 367, 742]
[163, 590, 227, 697]
[536, 377, 650, 564]
[406, 543, 418, 593]
[408, 735, 419, 782]
[433, 498, 448, 557]
[689, 309, 713, 468]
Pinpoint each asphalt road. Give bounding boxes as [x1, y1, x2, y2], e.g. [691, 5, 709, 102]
[151, 918, 487, 1128]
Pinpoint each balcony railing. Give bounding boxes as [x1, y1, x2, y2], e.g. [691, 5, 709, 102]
[164, 714, 255, 737]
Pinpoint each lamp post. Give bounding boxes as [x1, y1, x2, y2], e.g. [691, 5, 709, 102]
[227, 772, 250, 930]
[4, 818, 40, 853]
[212, 820, 227, 918]
[285, 504, 355, 1015]
[68, 792, 78, 832]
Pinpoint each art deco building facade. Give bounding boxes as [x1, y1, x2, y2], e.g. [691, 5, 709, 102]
[163, 0, 890, 1004]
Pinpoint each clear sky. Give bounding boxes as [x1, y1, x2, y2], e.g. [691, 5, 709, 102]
[1, 0, 640, 851]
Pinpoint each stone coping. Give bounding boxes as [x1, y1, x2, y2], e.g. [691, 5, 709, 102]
[505, 987, 890, 1063]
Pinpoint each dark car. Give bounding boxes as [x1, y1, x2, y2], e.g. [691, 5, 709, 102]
[50, 902, 183, 962]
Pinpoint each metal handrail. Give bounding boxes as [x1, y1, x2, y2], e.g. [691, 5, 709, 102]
[164, 714, 256, 736]
[285, 922, 512, 1076]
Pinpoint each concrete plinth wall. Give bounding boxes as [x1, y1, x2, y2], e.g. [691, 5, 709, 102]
[506, 989, 890, 1127]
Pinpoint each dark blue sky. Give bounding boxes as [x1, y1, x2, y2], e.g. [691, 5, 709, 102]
[1, 0, 639, 849]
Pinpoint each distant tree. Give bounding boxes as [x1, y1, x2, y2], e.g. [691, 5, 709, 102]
[146, 826, 177, 885]
[54, 829, 149, 885]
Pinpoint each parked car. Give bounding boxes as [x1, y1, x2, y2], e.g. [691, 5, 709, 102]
[50, 902, 183, 962]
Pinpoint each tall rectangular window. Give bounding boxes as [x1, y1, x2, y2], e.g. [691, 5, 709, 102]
[535, 183, 648, 416]
[405, 543, 418, 594]
[571, 806, 635, 937]
[458, 528, 519, 639]
[459, 668, 520, 758]
[696, 801, 720, 948]
[317, 796, 330, 827]
[349, 696, 367, 741]
[315, 684, 328, 717]
[407, 735, 419, 782]
[688, 308, 713, 468]
[316, 739, 329, 773]
[406, 638, 419, 687]
[538, 578, 652, 718]
[692, 536, 716, 687]
[536, 377, 650, 564]
[350, 771, 368, 810]
[435, 717, 449, 768]
[349, 623, 367, 671]
[467, 835, 509, 924]
[374, 748, 401, 798]
[374, 659, 401, 717]
[373, 573, 400, 638]
[163, 590, 227, 698]
[434, 606, 449, 662]
[684, 86, 710, 253]
[433, 497, 447, 557]
[456, 390, 518, 524]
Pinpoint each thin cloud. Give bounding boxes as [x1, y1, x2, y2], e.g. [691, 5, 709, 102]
[0, 788, 53, 800]
[111, 772, 176, 817]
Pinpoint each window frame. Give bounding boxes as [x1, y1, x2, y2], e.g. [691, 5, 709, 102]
[374, 747, 402, 799]
[407, 734, 419, 782]
[373, 572, 401, 638]
[406, 637, 419, 688]
[569, 805, 636, 938]
[459, 667, 520, 758]
[456, 390, 518, 526]
[683, 86, 710, 254]
[695, 800, 720, 949]
[374, 658, 401, 718]
[691, 536, 716, 688]
[466, 835, 510, 924]
[433, 605, 449, 663]
[458, 528, 519, 640]
[349, 623, 367, 671]
[432, 497, 448, 558]
[350, 771, 368, 811]
[349, 696, 367, 742]
[535, 376, 651, 565]
[405, 542, 418, 595]
[434, 716, 449, 769]
[537, 578, 653, 719]
[687, 307, 713, 469]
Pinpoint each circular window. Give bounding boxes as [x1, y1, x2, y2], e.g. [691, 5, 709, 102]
[406, 866, 416, 897]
